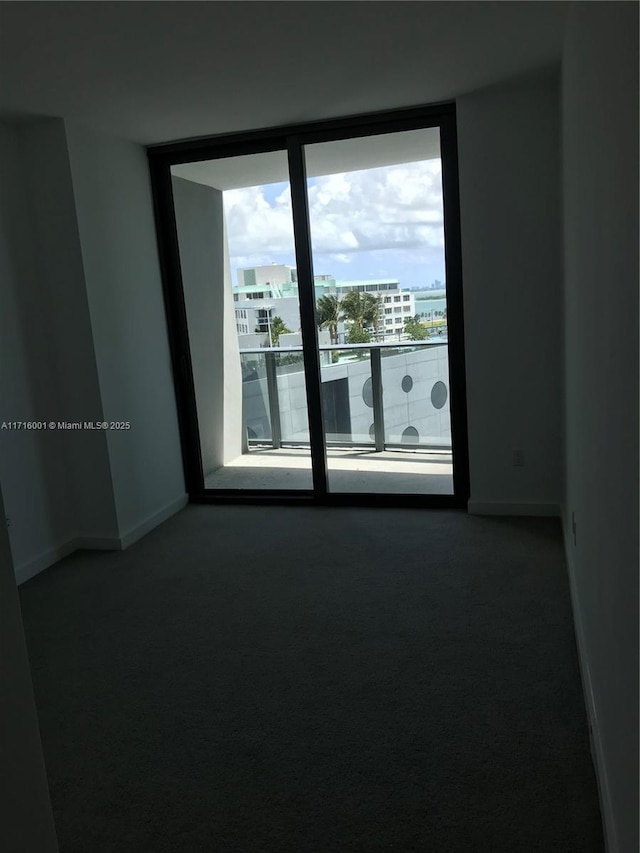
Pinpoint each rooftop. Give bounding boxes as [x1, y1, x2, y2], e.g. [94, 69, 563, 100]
[334, 279, 400, 287]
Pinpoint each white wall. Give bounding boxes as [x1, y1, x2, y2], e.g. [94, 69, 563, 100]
[0, 482, 59, 852]
[21, 120, 120, 545]
[0, 118, 187, 580]
[562, 5, 638, 852]
[0, 123, 78, 580]
[222, 218, 243, 463]
[172, 177, 225, 475]
[457, 71, 562, 514]
[0, 119, 124, 582]
[65, 122, 186, 542]
[172, 176, 242, 474]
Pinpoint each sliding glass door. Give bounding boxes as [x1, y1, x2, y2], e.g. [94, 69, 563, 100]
[149, 105, 468, 506]
[303, 128, 454, 495]
[170, 150, 314, 492]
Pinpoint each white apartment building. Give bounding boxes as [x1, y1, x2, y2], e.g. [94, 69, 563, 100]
[374, 288, 416, 337]
[234, 297, 302, 344]
[234, 266, 416, 344]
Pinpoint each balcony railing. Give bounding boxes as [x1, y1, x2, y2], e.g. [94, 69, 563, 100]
[239, 341, 452, 453]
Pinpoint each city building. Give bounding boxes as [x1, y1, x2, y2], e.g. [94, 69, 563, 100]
[234, 266, 416, 344]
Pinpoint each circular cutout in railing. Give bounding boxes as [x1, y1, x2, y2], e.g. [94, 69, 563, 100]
[369, 423, 375, 440]
[401, 426, 419, 443]
[431, 380, 448, 410]
[362, 377, 374, 408]
[401, 374, 413, 393]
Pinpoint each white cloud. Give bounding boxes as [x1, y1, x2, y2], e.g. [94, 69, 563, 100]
[223, 159, 445, 268]
[223, 185, 295, 264]
[307, 161, 444, 257]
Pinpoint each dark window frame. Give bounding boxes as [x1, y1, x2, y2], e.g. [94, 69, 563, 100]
[148, 102, 470, 509]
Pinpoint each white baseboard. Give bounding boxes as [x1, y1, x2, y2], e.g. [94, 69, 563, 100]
[467, 500, 560, 517]
[119, 493, 188, 550]
[75, 536, 123, 550]
[15, 493, 189, 585]
[562, 513, 616, 853]
[15, 538, 80, 585]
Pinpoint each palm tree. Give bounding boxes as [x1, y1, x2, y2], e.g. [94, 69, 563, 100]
[362, 293, 382, 338]
[340, 291, 381, 337]
[269, 315, 291, 347]
[316, 294, 341, 344]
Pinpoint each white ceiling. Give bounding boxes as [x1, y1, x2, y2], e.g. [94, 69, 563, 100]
[0, 1, 567, 146]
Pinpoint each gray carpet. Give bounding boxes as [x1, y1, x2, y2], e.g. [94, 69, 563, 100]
[19, 506, 603, 852]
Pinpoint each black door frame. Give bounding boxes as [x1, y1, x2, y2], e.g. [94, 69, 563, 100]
[148, 102, 470, 509]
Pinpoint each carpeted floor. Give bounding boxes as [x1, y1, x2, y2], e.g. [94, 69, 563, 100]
[19, 506, 603, 852]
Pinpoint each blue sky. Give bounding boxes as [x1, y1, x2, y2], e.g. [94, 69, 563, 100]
[223, 160, 446, 290]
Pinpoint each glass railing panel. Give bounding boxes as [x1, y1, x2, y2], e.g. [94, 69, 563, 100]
[236, 348, 313, 489]
[240, 352, 272, 444]
[273, 350, 309, 444]
[319, 347, 375, 446]
[380, 343, 452, 450]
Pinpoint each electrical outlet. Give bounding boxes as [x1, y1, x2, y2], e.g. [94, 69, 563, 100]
[5, 516, 10, 528]
[572, 512, 577, 546]
[512, 449, 525, 467]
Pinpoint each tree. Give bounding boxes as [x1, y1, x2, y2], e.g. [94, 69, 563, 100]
[269, 315, 291, 346]
[403, 314, 429, 341]
[316, 294, 341, 344]
[362, 293, 382, 338]
[340, 291, 381, 338]
[346, 326, 371, 344]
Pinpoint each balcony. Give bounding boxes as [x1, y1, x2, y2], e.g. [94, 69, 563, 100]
[205, 341, 454, 494]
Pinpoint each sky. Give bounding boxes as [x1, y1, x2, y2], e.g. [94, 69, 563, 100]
[223, 159, 446, 291]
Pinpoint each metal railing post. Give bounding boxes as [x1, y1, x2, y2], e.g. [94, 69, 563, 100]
[264, 351, 282, 450]
[370, 346, 386, 452]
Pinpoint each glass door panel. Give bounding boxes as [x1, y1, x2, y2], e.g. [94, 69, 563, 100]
[170, 151, 313, 491]
[304, 128, 455, 495]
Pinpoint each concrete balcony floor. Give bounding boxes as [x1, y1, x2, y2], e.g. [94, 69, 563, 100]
[205, 447, 454, 494]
